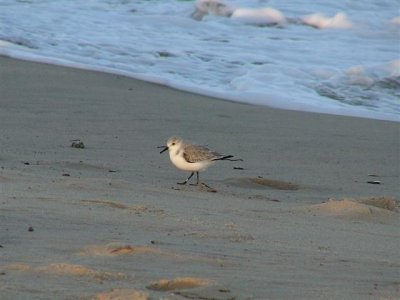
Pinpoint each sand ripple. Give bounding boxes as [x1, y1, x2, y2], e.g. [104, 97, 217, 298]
[147, 277, 210, 291]
[95, 288, 149, 300]
[78, 243, 158, 257]
[304, 197, 398, 222]
[4, 262, 125, 280]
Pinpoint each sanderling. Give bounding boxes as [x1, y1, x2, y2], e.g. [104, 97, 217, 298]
[159, 136, 242, 185]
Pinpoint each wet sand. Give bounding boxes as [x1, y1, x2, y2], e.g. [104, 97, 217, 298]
[0, 56, 399, 299]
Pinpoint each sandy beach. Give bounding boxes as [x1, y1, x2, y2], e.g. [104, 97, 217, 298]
[0, 56, 399, 299]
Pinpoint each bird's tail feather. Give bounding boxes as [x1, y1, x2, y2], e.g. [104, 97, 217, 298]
[213, 155, 243, 162]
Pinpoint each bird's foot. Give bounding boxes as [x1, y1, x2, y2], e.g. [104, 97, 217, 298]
[197, 182, 217, 193]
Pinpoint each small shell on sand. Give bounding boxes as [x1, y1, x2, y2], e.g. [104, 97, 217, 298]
[71, 139, 85, 149]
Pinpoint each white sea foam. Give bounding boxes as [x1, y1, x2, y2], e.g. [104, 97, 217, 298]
[301, 12, 352, 29]
[192, 0, 234, 20]
[389, 16, 400, 26]
[232, 8, 285, 25]
[0, 0, 398, 121]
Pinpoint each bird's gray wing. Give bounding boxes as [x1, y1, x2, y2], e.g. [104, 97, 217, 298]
[183, 145, 221, 163]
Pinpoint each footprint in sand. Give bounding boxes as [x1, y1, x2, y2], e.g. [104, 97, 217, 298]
[78, 242, 159, 257]
[225, 176, 299, 190]
[147, 277, 237, 300]
[147, 277, 211, 291]
[80, 199, 165, 215]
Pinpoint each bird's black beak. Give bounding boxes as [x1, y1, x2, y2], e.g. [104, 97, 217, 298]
[158, 146, 168, 154]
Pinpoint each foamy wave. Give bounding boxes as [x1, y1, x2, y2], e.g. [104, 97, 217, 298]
[345, 66, 375, 86]
[1, 0, 397, 121]
[231, 7, 286, 25]
[192, 0, 353, 30]
[315, 60, 400, 116]
[191, 0, 234, 20]
[345, 60, 400, 86]
[192, 0, 285, 25]
[389, 16, 400, 26]
[301, 12, 352, 29]
[387, 59, 400, 76]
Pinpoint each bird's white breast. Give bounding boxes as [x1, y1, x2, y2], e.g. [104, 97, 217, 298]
[169, 150, 213, 172]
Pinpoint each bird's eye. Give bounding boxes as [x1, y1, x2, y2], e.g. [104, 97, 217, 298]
[172, 142, 175, 145]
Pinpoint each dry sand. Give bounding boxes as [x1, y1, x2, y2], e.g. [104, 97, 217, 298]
[0, 56, 399, 299]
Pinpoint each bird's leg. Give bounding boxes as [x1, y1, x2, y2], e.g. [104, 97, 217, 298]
[192, 172, 213, 190]
[177, 172, 194, 185]
[190, 171, 200, 186]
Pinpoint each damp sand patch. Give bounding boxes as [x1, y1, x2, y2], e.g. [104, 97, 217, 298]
[225, 177, 299, 190]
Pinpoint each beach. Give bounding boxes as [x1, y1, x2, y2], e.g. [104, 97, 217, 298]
[0, 56, 399, 299]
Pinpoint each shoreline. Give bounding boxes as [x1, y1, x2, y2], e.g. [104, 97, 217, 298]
[1, 52, 398, 122]
[1, 55, 399, 299]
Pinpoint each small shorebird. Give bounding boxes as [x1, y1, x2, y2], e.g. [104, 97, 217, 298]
[159, 136, 242, 185]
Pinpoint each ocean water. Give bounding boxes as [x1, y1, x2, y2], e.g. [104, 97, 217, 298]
[1, 0, 399, 121]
